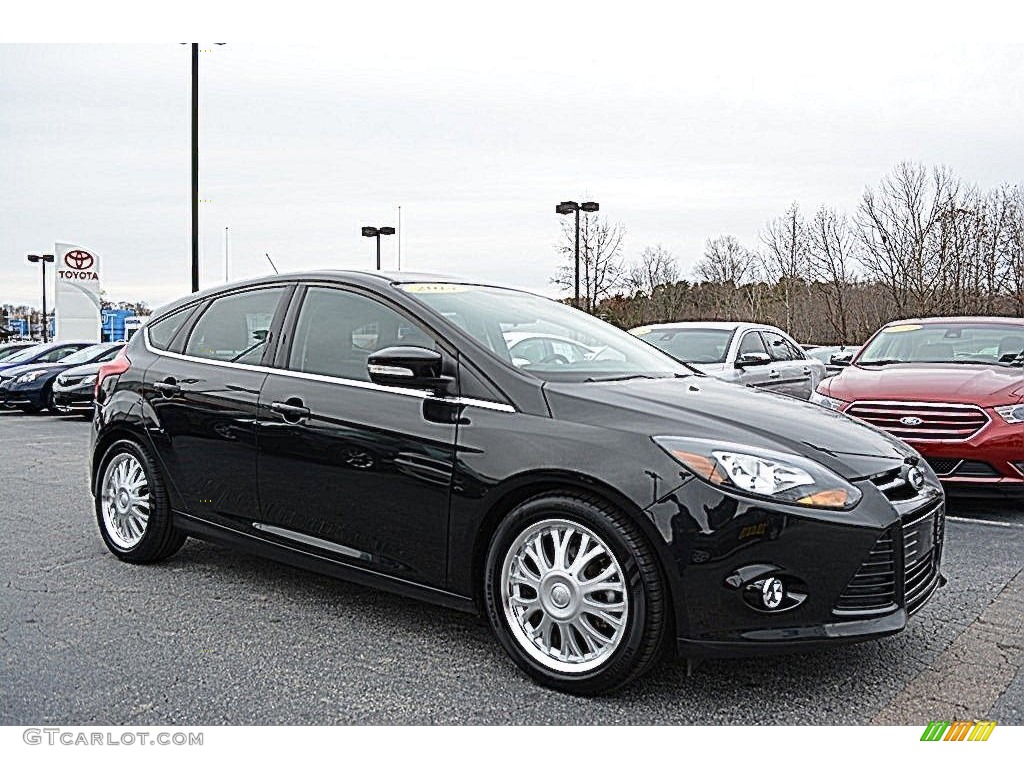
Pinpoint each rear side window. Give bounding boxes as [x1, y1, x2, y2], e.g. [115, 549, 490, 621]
[148, 309, 192, 351]
[288, 287, 436, 381]
[185, 288, 287, 363]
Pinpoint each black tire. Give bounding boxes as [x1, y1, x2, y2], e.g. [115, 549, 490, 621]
[45, 388, 62, 415]
[483, 492, 668, 695]
[17, 403, 42, 414]
[94, 439, 186, 563]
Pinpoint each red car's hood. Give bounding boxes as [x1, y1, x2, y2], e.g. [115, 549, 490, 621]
[824, 363, 1024, 406]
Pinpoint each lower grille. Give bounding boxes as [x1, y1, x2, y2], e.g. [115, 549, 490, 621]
[834, 502, 943, 617]
[834, 531, 897, 614]
[955, 460, 1000, 477]
[924, 457, 962, 476]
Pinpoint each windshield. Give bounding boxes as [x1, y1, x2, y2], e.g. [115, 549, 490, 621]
[60, 344, 115, 366]
[2, 345, 43, 364]
[632, 327, 734, 364]
[399, 283, 691, 381]
[858, 322, 1024, 366]
[0, 345, 30, 361]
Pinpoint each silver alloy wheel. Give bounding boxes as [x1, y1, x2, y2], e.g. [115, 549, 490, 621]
[101, 453, 151, 550]
[501, 518, 629, 673]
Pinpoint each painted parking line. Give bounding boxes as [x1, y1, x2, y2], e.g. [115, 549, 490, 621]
[871, 567, 1024, 725]
[947, 516, 1024, 529]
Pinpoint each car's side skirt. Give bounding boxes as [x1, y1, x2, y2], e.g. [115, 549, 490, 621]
[170, 510, 478, 615]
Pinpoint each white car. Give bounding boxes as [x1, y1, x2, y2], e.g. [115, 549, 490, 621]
[630, 321, 825, 399]
[503, 332, 600, 368]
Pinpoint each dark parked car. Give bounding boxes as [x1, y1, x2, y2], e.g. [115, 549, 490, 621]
[0, 340, 92, 374]
[90, 272, 945, 694]
[0, 342, 36, 361]
[52, 357, 118, 417]
[0, 342, 123, 413]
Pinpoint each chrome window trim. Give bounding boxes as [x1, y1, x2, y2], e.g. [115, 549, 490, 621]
[143, 328, 516, 413]
[846, 400, 991, 442]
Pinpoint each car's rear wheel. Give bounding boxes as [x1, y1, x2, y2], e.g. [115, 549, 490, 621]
[484, 492, 668, 695]
[95, 439, 186, 563]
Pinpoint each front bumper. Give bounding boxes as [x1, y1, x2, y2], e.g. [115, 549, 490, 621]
[52, 383, 95, 411]
[644, 471, 946, 656]
[0, 383, 46, 408]
[908, 419, 1024, 500]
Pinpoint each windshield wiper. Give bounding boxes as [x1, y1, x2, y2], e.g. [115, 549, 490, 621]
[857, 359, 906, 366]
[584, 374, 659, 382]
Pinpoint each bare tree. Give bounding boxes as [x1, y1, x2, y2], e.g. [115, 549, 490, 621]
[693, 235, 760, 319]
[552, 215, 626, 313]
[808, 206, 860, 342]
[761, 202, 811, 337]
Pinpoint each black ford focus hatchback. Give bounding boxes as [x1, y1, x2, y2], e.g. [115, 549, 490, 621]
[90, 272, 945, 694]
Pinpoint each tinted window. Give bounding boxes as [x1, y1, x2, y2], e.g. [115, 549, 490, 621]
[288, 287, 436, 381]
[148, 309, 192, 351]
[510, 338, 547, 364]
[185, 288, 286, 363]
[739, 332, 768, 356]
[762, 331, 800, 361]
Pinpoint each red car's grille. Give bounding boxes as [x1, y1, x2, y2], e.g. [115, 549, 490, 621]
[845, 401, 989, 441]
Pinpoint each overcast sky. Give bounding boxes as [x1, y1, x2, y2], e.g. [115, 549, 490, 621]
[2, 35, 1023, 309]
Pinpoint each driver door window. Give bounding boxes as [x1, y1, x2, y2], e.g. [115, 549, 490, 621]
[287, 287, 436, 381]
[738, 332, 768, 357]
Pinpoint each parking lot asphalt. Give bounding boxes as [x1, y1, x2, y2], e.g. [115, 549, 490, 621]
[1, 409, 1021, 725]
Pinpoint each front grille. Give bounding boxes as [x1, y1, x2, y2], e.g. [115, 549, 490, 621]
[924, 457, 963, 476]
[870, 468, 917, 502]
[846, 401, 989, 441]
[903, 504, 941, 614]
[834, 502, 943, 617]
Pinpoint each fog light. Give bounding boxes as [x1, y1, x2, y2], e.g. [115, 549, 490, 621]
[761, 577, 785, 609]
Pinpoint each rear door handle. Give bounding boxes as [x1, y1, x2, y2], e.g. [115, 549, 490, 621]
[802, 367, 812, 376]
[768, 369, 781, 379]
[153, 379, 181, 397]
[270, 400, 310, 422]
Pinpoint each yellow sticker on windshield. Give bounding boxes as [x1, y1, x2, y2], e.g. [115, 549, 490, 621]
[401, 283, 470, 294]
[883, 324, 922, 333]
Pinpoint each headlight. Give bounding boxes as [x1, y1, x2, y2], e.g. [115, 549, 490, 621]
[81, 375, 97, 386]
[14, 370, 47, 384]
[995, 404, 1024, 424]
[810, 390, 847, 411]
[652, 436, 862, 510]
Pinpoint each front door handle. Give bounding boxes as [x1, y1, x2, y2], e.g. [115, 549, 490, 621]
[768, 369, 781, 379]
[270, 399, 310, 422]
[153, 379, 181, 397]
[802, 367, 812, 376]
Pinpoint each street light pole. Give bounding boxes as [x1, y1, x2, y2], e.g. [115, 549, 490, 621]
[191, 42, 199, 293]
[361, 226, 396, 270]
[555, 201, 599, 310]
[26, 253, 54, 342]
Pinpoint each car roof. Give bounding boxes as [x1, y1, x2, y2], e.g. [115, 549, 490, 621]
[886, 316, 1024, 326]
[151, 270, 516, 318]
[633, 321, 778, 333]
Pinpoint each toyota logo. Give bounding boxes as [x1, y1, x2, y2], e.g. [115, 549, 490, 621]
[899, 416, 924, 426]
[64, 250, 94, 270]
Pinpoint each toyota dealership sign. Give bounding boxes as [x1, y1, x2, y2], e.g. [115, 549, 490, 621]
[54, 242, 101, 341]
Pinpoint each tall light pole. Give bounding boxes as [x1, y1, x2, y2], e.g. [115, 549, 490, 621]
[362, 226, 396, 270]
[26, 253, 54, 342]
[184, 43, 224, 293]
[190, 43, 199, 293]
[555, 200, 599, 310]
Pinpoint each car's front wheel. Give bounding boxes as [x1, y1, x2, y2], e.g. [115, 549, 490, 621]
[484, 492, 668, 695]
[95, 439, 186, 563]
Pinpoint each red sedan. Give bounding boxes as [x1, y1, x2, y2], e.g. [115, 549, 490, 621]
[812, 316, 1024, 500]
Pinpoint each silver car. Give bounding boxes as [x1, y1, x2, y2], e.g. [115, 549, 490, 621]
[629, 321, 825, 399]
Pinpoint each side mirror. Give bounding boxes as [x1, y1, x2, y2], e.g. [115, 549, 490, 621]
[830, 353, 853, 367]
[735, 352, 771, 368]
[367, 346, 453, 394]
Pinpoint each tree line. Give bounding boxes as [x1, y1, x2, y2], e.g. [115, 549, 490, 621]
[554, 162, 1024, 344]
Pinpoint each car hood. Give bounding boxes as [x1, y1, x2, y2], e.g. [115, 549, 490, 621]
[58, 361, 103, 377]
[543, 376, 917, 480]
[823, 363, 1024, 405]
[0, 362, 67, 379]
